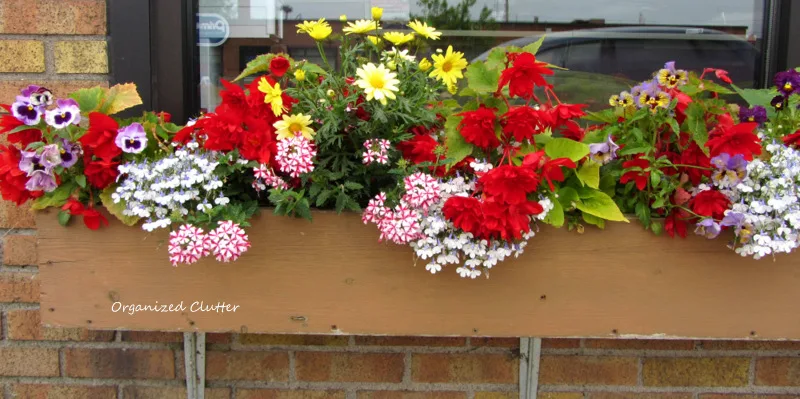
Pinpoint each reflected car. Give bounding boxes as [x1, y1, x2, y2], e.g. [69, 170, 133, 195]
[474, 26, 760, 109]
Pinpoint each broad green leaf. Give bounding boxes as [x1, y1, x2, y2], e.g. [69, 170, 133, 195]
[316, 189, 332, 207]
[582, 109, 618, 124]
[99, 185, 141, 226]
[234, 54, 271, 82]
[57, 210, 71, 226]
[30, 182, 76, 210]
[457, 87, 477, 97]
[599, 174, 616, 198]
[300, 62, 327, 76]
[444, 115, 473, 165]
[556, 186, 579, 208]
[575, 189, 628, 222]
[544, 138, 590, 162]
[543, 196, 564, 227]
[576, 160, 600, 189]
[619, 145, 651, 156]
[582, 212, 605, 229]
[684, 102, 709, 152]
[343, 182, 363, 190]
[464, 61, 500, 95]
[485, 47, 507, 70]
[74, 175, 87, 189]
[100, 83, 143, 115]
[69, 87, 106, 114]
[731, 83, 778, 118]
[521, 36, 546, 55]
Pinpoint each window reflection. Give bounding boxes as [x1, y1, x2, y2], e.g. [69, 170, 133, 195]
[197, 0, 766, 112]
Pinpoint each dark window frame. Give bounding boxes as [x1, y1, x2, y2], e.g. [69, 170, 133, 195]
[109, 0, 798, 121]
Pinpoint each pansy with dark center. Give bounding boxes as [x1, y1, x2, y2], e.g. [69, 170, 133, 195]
[738, 105, 767, 125]
[45, 99, 82, 129]
[59, 139, 81, 168]
[694, 218, 721, 239]
[774, 70, 800, 96]
[114, 123, 148, 154]
[588, 134, 620, 165]
[18, 145, 61, 193]
[21, 85, 54, 107]
[710, 153, 748, 188]
[657, 61, 688, 89]
[771, 95, 786, 110]
[11, 97, 41, 126]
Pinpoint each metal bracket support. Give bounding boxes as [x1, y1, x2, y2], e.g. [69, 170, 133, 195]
[183, 332, 206, 399]
[519, 337, 542, 399]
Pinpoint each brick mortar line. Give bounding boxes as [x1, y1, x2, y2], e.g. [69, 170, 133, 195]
[43, 39, 55, 77]
[204, 381, 518, 391]
[0, 266, 39, 273]
[541, 348, 800, 357]
[402, 352, 412, 385]
[748, 356, 757, 386]
[0, 311, 7, 341]
[0, 376, 185, 387]
[288, 350, 297, 385]
[0, 74, 109, 82]
[538, 385, 800, 394]
[58, 348, 66, 378]
[229, 344, 512, 354]
[346, 390, 357, 399]
[0, 340, 183, 350]
[0, 303, 40, 311]
[0, 229, 37, 236]
[117, 385, 123, 399]
[0, 34, 108, 41]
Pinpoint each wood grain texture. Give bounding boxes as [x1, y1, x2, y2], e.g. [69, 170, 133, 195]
[36, 210, 800, 339]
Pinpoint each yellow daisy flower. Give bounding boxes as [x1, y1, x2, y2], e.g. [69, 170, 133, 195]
[383, 31, 415, 46]
[429, 45, 467, 86]
[257, 77, 285, 116]
[408, 20, 441, 40]
[343, 19, 379, 35]
[307, 24, 332, 40]
[355, 63, 400, 105]
[367, 35, 382, 45]
[273, 113, 315, 140]
[419, 58, 432, 72]
[296, 19, 325, 33]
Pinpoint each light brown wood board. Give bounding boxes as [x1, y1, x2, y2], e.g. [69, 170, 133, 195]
[36, 210, 800, 339]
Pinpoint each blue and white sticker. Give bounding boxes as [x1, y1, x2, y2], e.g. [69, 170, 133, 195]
[197, 13, 230, 47]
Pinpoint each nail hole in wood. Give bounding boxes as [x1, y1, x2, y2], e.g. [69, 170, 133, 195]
[473, 328, 479, 333]
[750, 330, 757, 336]
[540, 294, 546, 300]
[331, 325, 337, 330]
[611, 329, 618, 334]
[86, 320, 92, 324]
[48, 308, 55, 312]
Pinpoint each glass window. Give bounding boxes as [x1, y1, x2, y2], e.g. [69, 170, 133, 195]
[195, 0, 767, 113]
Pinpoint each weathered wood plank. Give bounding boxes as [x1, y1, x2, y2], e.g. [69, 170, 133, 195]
[36, 210, 800, 338]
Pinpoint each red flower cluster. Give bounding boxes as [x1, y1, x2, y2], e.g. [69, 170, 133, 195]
[620, 156, 650, 190]
[0, 144, 41, 205]
[80, 113, 122, 189]
[396, 123, 471, 177]
[457, 106, 499, 149]
[175, 77, 297, 166]
[62, 199, 108, 230]
[497, 52, 553, 99]
[0, 104, 41, 146]
[706, 117, 761, 160]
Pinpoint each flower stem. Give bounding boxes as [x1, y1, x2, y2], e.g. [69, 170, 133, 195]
[316, 42, 331, 70]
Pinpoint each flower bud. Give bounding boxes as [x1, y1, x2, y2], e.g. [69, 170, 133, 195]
[371, 7, 383, 20]
[419, 58, 432, 72]
[387, 61, 397, 71]
[339, 14, 347, 21]
[327, 89, 336, 98]
[294, 69, 306, 81]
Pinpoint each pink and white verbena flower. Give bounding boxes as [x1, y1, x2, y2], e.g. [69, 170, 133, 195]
[362, 192, 387, 224]
[207, 220, 251, 262]
[362, 138, 391, 165]
[168, 224, 210, 267]
[276, 136, 316, 178]
[253, 164, 289, 191]
[401, 172, 440, 211]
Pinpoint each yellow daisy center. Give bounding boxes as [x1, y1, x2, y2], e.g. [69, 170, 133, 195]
[369, 75, 385, 89]
[289, 122, 303, 132]
[442, 61, 453, 72]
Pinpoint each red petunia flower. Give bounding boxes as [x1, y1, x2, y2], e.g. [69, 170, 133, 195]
[665, 208, 690, 238]
[679, 142, 711, 185]
[0, 144, 41, 205]
[219, 79, 249, 111]
[83, 153, 119, 189]
[497, 52, 554, 99]
[457, 106, 499, 149]
[620, 156, 651, 190]
[500, 106, 545, 142]
[269, 56, 291, 77]
[706, 121, 761, 160]
[81, 112, 122, 161]
[783, 130, 800, 147]
[482, 198, 543, 240]
[81, 207, 109, 230]
[442, 196, 485, 238]
[0, 105, 42, 146]
[691, 189, 730, 220]
[238, 117, 277, 165]
[397, 133, 437, 165]
[553, 103, 587, 122]
[478, 164, 541, 205]
[156, 112, 171, 123]
[62, 198, 84, 215]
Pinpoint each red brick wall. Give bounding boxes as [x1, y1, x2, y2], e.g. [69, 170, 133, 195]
[1, 1, 800, 399]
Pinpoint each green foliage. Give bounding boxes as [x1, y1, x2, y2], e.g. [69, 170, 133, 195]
[576, 160, 600, 189]
[575, 189, 628, 222]
[464, 61, 499, 95]
[30, 182, 76, 210]
[234, 54, 272, 82]
[99, 185, 140, 226]
[444, 115, 472, 165]
[684, 101, 709, 151]
[544, 138, 590, 162]
[70, 87, 105, 114]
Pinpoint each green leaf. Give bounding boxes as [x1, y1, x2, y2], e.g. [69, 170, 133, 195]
[444, 115, 473, 166]
[99, 185, 141, 226]
[634, 201, 651, 226]
[582, 212, 605, 229]
[57, 210, 71, 227]
[666, 117, 680, 135]
[485, 47, 507, 70]
[575, 189, 628, 222]
[74, 175, 87, 189]
[556, 186, 579, 208]
[619, 145, 651, 156]
[343, 182, 363, 190]
[30, 183, 76, 210]
[544, 138, 590, 162]
[582, 109, 618, 124]
[234, 54, 271, 82]
[599, 174, 616, 197]
[521, 36, 546, 55]
[576, 160, 600, 189]
[100, 83, 143, 115]
[316, 189, 332, 207]
[70, 87, 106, 114]
[685, 102, 709, 151]
[651, 221, 664, 235]
[731, 84, 778, 118]
[335, 191, 347, 213]
[464, 61, 500, 95]
[300, 62, 326, 76]
[543, 197, 564, 227]
[294, 198, 312, 221]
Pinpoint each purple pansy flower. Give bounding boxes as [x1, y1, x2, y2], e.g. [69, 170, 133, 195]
[774, 70, 800, 96]
[720, 211, 745, 228]
[45, 99, 81, 129]
[694, 218, 721, 239]
[18, 145, 61, 193]
[115, 123, 148, 154]
[588, 134, 620, 165]
[21, 85, 54, 108]
[59, 139, 81, 168]
[25, 171, 57, 192]
[738, 105, 767, 125]
[771, 95, 786, 110]
[710, 153, 748, 188]
[11, 96, 42, 126]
